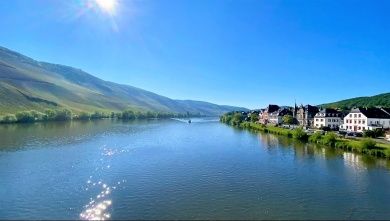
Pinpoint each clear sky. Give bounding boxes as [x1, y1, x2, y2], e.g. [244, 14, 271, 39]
[0, 0, 389, 109]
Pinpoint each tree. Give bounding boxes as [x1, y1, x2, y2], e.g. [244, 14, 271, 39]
[54, 109, 72, 121]
[231, 113, 244, 126]
[44, 109, 57, 120]
[1, 114, 17, 123]
[15, 111, 35, 123]
[364, 129, 384, 138]
[78, 112, 91, 120]
[249, 113, 259, 122]
[121, 110, 135, 119]
[282, 114, 294, 124]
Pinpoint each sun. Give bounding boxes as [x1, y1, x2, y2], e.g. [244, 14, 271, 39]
[94, 0, 118, 15]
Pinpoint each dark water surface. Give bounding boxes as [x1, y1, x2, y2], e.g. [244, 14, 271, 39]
[0, 119, 389, 220]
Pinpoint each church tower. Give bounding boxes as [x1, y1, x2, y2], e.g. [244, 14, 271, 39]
[293, 100, 298, 118]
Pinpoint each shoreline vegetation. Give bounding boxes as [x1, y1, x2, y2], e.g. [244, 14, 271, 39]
[220, 112, 390, 160]
[0, 109, 201, 124]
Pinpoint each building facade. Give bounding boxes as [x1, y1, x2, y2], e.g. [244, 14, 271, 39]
[294, 104, 319, 128]
[313, 108, 343, 129]
[340, 107, 390, 132]
[259, 104, 279, 124]
[268, 108, 293, 125]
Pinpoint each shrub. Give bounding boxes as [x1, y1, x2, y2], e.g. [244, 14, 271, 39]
[309, 132, 323, 143]
[121, 110, 136, 119]
[44, 109, 57, 120]
[292, 127, 308, 140]
[54, 109, 72, 121]
[15, 111, 35, 123]
[90, 111, 103, 119]
[361, 138, 377, 150]
[231, 113, 244, 126]
[1, 114, 17, 123]
[363, 129, 384, 138]
[30, 110, 45, 121]
[322, 132, 337, 146]
[78, 112, 91, 120]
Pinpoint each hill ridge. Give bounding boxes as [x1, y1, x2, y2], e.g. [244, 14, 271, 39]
[0, 46, 247, 115]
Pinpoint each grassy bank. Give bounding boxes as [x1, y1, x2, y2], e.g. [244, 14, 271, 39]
[231, 120, 390, 160]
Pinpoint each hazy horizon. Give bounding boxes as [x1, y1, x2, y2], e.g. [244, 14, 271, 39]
[1, 0, 389, 109]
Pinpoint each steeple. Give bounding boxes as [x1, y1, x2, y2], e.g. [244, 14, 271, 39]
[293, 99, 298, 118]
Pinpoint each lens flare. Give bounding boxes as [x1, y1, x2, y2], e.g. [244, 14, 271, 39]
[95, 0, 117, 15]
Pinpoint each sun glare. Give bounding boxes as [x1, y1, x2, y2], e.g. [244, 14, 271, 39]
[95, 0, 118, 15]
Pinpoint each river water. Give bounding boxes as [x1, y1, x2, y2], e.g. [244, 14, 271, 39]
[0, 119, 389, 220]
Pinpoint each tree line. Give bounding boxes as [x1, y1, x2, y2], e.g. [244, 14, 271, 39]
[0, 109, 201, 124]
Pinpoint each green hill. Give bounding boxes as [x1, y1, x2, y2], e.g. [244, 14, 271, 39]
[321, 93, 390, 110]
[0, 46, 246, 116]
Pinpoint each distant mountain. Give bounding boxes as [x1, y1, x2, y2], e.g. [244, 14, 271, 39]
[321, 93, 390, 110]
[0, 46, 247, 116]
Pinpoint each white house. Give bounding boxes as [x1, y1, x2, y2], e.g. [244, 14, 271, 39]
[340, 107, 390, 132]
[268, 108, 293, 125]
[314, 108, 343, 129]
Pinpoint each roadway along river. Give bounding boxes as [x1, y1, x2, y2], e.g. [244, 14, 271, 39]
[0, 118, 389, 219]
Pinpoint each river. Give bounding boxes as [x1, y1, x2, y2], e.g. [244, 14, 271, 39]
[0, 119, 389, 219]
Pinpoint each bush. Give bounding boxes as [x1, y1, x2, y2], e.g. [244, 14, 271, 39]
[44, 109, 57, 121]
[363, 129, 384, 138]
[292, 127, 308, 140]
[78, 112, 91, 120]
[309, 132, 323, 143]
[90, 111, 104, 119]
[231, 113, 244, 126]
[54, 109, 72, 121]
[361, 138, 377, 150]
[1, 114, 17, 123]
[15, 111, 35, 123]
[322, 132, 337, 146]
[121, 110, 136, 119]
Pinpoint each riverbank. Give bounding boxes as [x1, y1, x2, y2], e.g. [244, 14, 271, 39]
[0, 109, 201, 124]
[230, 121, 390, 159]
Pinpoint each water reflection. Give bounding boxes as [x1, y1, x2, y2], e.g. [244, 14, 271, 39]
[257, 132, 390, 170]
[0, 119, 165, 152]
[1, 120, 390, 220]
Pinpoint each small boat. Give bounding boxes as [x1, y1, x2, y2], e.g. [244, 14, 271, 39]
[188, 119, 191, 124]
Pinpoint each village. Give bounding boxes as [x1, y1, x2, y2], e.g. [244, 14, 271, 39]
[240, 104, 390, 142]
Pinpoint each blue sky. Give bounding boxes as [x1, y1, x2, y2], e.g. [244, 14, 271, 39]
[0, 0, 389, 109]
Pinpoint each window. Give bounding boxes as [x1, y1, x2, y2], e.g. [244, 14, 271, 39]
[321, 119, 323, 122]
[354, 120, 357, 124]
[328, 119, 331, 122]
[316, 119, 319, 122]
[363, 127, 365, 130]
[362, 120, 365, 124]
[358, 121, 361, 124]
[354, 114, 357, 118]
[358, 127, 361, 130]
[358, 114, 361, 117]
